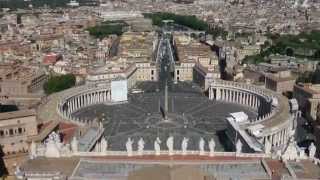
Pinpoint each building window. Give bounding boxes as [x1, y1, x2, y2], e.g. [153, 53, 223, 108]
[177, 70, 179, 75]
[9, 129, 13, 136]
[151, 70, 154, 75]
[18, 128, 22, 134]
[0, 130, 4, 137]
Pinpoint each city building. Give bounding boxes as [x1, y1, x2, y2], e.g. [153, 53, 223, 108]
[173, 33, 220, 89]
[0, 109, 38, 155]
[293, 83, 320, 121]
[264, 70, 296, 93]
[0, 64, 48, 96]
[87, 32, 158, 88]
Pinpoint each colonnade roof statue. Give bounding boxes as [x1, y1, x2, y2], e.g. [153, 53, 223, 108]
[199, 137, 205, 155]
[100, 137, 108, 154]
[209, 138, 216, 157]
[126, 137, 134, 156]
[138, 138, 145, 155]
[154, 137, 161, 156]
[181, 137, 189, 155]
[309, 142, 316, 159]
[167, 136, 174, 155]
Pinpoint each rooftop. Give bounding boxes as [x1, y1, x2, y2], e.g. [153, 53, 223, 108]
[0, 109, 36, 121]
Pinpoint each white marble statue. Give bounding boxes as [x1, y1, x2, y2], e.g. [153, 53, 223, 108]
[199, 137, 205, 156]
[45, 136, 61, 158]
[62, 144, 71, 157]
[181, 137, 189, 155]
[309, 142, 316, 159]
[15, 165, 24, 178]
[36, 144, 46, 156]
[71, 136, 78, 153]
[100, 137, 108, 154]
[138, 138, 145, 156]
[154, 137, 161, 156]
[299, 148, 306, 159]
[30, 141, 37, 159]
[166, 136, 174, 155]
[126, 137, 134, 157]
[236, 139, 243, 154]
[265, 139, 272, 154]
[209, 138, 216, 157]
[282, 138, 300, 161]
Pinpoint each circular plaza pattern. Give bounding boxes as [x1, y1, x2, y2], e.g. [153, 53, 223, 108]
[44, 77, 295, 154]
[71, 82, 257, 151]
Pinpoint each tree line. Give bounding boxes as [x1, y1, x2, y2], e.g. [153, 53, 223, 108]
[43, 74, 76, 95]
[86, 21, 127, 39]
[243, 31, 320, 64]
[143, 12, 228, 40]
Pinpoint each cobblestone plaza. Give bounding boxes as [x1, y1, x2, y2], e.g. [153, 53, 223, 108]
[72, 82, 257, 151]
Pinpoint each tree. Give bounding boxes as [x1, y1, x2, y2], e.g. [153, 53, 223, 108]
[312, 68, 320, 84]
[87, 21, 126, 39]
[43, 74, 76, 95]
[286, 48, 294, 56]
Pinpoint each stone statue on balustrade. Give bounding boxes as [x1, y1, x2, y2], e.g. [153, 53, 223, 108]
[36, 144, 46, 157]
[100, 137, 108, 154]
[199, 137, 205, 156]
[309, 142, 316, 159]
[30, 141, 37, 159]
[181, 137, 189, 155]
[167, 136, 174, 156]
[154, 137, 161, 156]
[61, 143, 71, 157]
[138, 138, 145, 156]
[264, 139, 272, 154]
[45, 132, 61, 158]
[71, 136, 78, 153]
[209, 138, 216, 157]
[236, 139, 243, 154]
[126, 137, 134, 157]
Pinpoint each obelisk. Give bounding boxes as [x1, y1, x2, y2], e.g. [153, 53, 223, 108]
[164, 80, 168, 120]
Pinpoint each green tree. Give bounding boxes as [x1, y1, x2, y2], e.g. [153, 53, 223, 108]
[87, 21, 126, 39]
[143, 12, 227, 40]
[312, 68, 320, 84]
[43, 74, 76, 95]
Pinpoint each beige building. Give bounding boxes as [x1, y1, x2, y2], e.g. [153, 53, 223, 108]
[265, 70, 296, 93]
[173, 33, 220, 88]
[293, 83, 320, 121]
[0, 109, 38, 155]
[0, 64, 48, 96]
[87, 32, 158, 88]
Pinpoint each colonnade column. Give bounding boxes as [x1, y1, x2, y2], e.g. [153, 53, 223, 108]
[216, 88, 221, 100]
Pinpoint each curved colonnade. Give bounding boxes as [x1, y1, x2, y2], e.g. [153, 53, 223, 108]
[56, 83, 112, 126]
[209, 80, 295, 148]
[54, 80, 294, 150]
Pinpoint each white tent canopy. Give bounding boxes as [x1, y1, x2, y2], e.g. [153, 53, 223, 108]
[230, 112, 248, 123]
